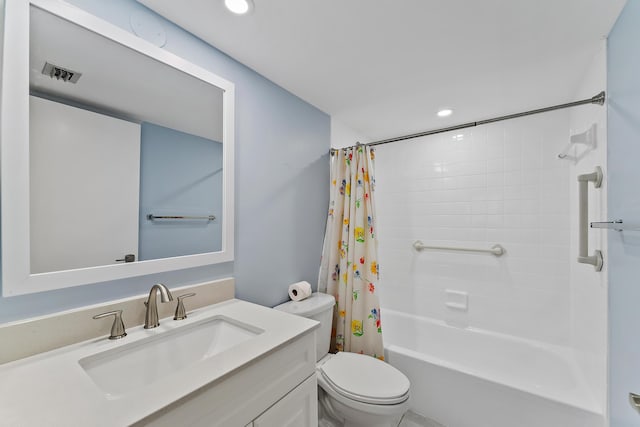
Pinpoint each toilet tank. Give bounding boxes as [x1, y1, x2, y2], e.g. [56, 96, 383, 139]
[274, 292, 335, 361]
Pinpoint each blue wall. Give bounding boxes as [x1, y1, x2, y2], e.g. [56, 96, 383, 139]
[0, 0, 330, 322]
[608, 1, 640, 425]
[139, 122, 223, 260]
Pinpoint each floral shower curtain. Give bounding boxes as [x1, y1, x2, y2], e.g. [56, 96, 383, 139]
[318, 145, 384, 360]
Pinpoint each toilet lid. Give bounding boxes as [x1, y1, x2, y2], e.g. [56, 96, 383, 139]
[319, 352, 410, 405]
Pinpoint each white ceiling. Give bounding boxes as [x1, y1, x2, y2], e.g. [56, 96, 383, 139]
[138, 0, 627, 142]
[30, 5, 224, 142]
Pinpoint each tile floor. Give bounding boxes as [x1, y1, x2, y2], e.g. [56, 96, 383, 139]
[398, 411, 446, 427]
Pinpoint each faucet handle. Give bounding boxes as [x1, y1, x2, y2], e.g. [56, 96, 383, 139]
[93, 310, 127, 340]
[174, 293, 196, 320]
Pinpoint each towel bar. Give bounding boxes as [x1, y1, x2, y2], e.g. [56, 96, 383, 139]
[147, 214, 216, 221]
[591, 220, 640, 231]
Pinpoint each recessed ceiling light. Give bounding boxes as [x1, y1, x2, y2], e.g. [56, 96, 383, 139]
[437, 109, 453, 117]
[224, 0, 254, 15]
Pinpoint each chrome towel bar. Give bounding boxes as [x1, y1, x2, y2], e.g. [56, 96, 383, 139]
[591, 220, 640, 232]
[413, 240, 505, 257]
[147, 214, 216, 221]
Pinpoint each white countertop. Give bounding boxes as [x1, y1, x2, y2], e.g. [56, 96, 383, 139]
[0, 299, 318, 426]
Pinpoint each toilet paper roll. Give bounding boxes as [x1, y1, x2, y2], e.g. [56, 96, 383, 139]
[288, 281, 312, 301]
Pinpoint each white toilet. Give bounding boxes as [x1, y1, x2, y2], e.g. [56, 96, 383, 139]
[274, 293, 410, 427]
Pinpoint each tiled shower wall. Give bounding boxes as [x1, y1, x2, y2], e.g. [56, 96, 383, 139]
[375, 111, 575, 345]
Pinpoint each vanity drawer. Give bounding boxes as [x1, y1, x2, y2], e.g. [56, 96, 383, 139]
[252, 374, 317, 427]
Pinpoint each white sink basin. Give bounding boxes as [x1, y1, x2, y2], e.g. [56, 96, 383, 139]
[79, 316, 261, 397]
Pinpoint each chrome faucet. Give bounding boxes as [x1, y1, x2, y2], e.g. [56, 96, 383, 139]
[144, 283, 174, 329]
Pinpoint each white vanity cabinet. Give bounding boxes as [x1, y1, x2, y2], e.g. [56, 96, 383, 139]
[135, 331, 318, 427]
[0, 299, 320, 426]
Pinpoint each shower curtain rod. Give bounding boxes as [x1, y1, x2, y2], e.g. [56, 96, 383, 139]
[332, 91, 605, 152]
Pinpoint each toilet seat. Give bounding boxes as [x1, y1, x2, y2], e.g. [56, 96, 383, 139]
[318, 352, 410, 405]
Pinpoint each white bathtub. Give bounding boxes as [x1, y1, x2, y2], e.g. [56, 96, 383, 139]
[382, 309, 604, 427]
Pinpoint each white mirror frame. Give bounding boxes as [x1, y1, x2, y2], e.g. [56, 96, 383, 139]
[1, 0, 235, 296]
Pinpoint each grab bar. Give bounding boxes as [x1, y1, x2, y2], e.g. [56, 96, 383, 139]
[577, 167, 603, 271]
[413, 240, 505, 256]
[147, 214, 216, 221]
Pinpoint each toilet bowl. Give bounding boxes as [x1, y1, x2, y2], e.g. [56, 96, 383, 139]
[274, 293, 410, 427]
[317, 352, 409, 427]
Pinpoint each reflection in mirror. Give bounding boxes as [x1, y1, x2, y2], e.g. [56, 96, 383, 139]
[0, 0, 234, 296]
[29, 6, 224, 274]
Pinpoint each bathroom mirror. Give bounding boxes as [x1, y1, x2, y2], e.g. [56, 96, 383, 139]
[1, 0, 235, 296]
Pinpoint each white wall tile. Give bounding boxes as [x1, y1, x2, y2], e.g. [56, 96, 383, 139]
[375, 45, 606, 415]
[376, 110, 573, 346]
